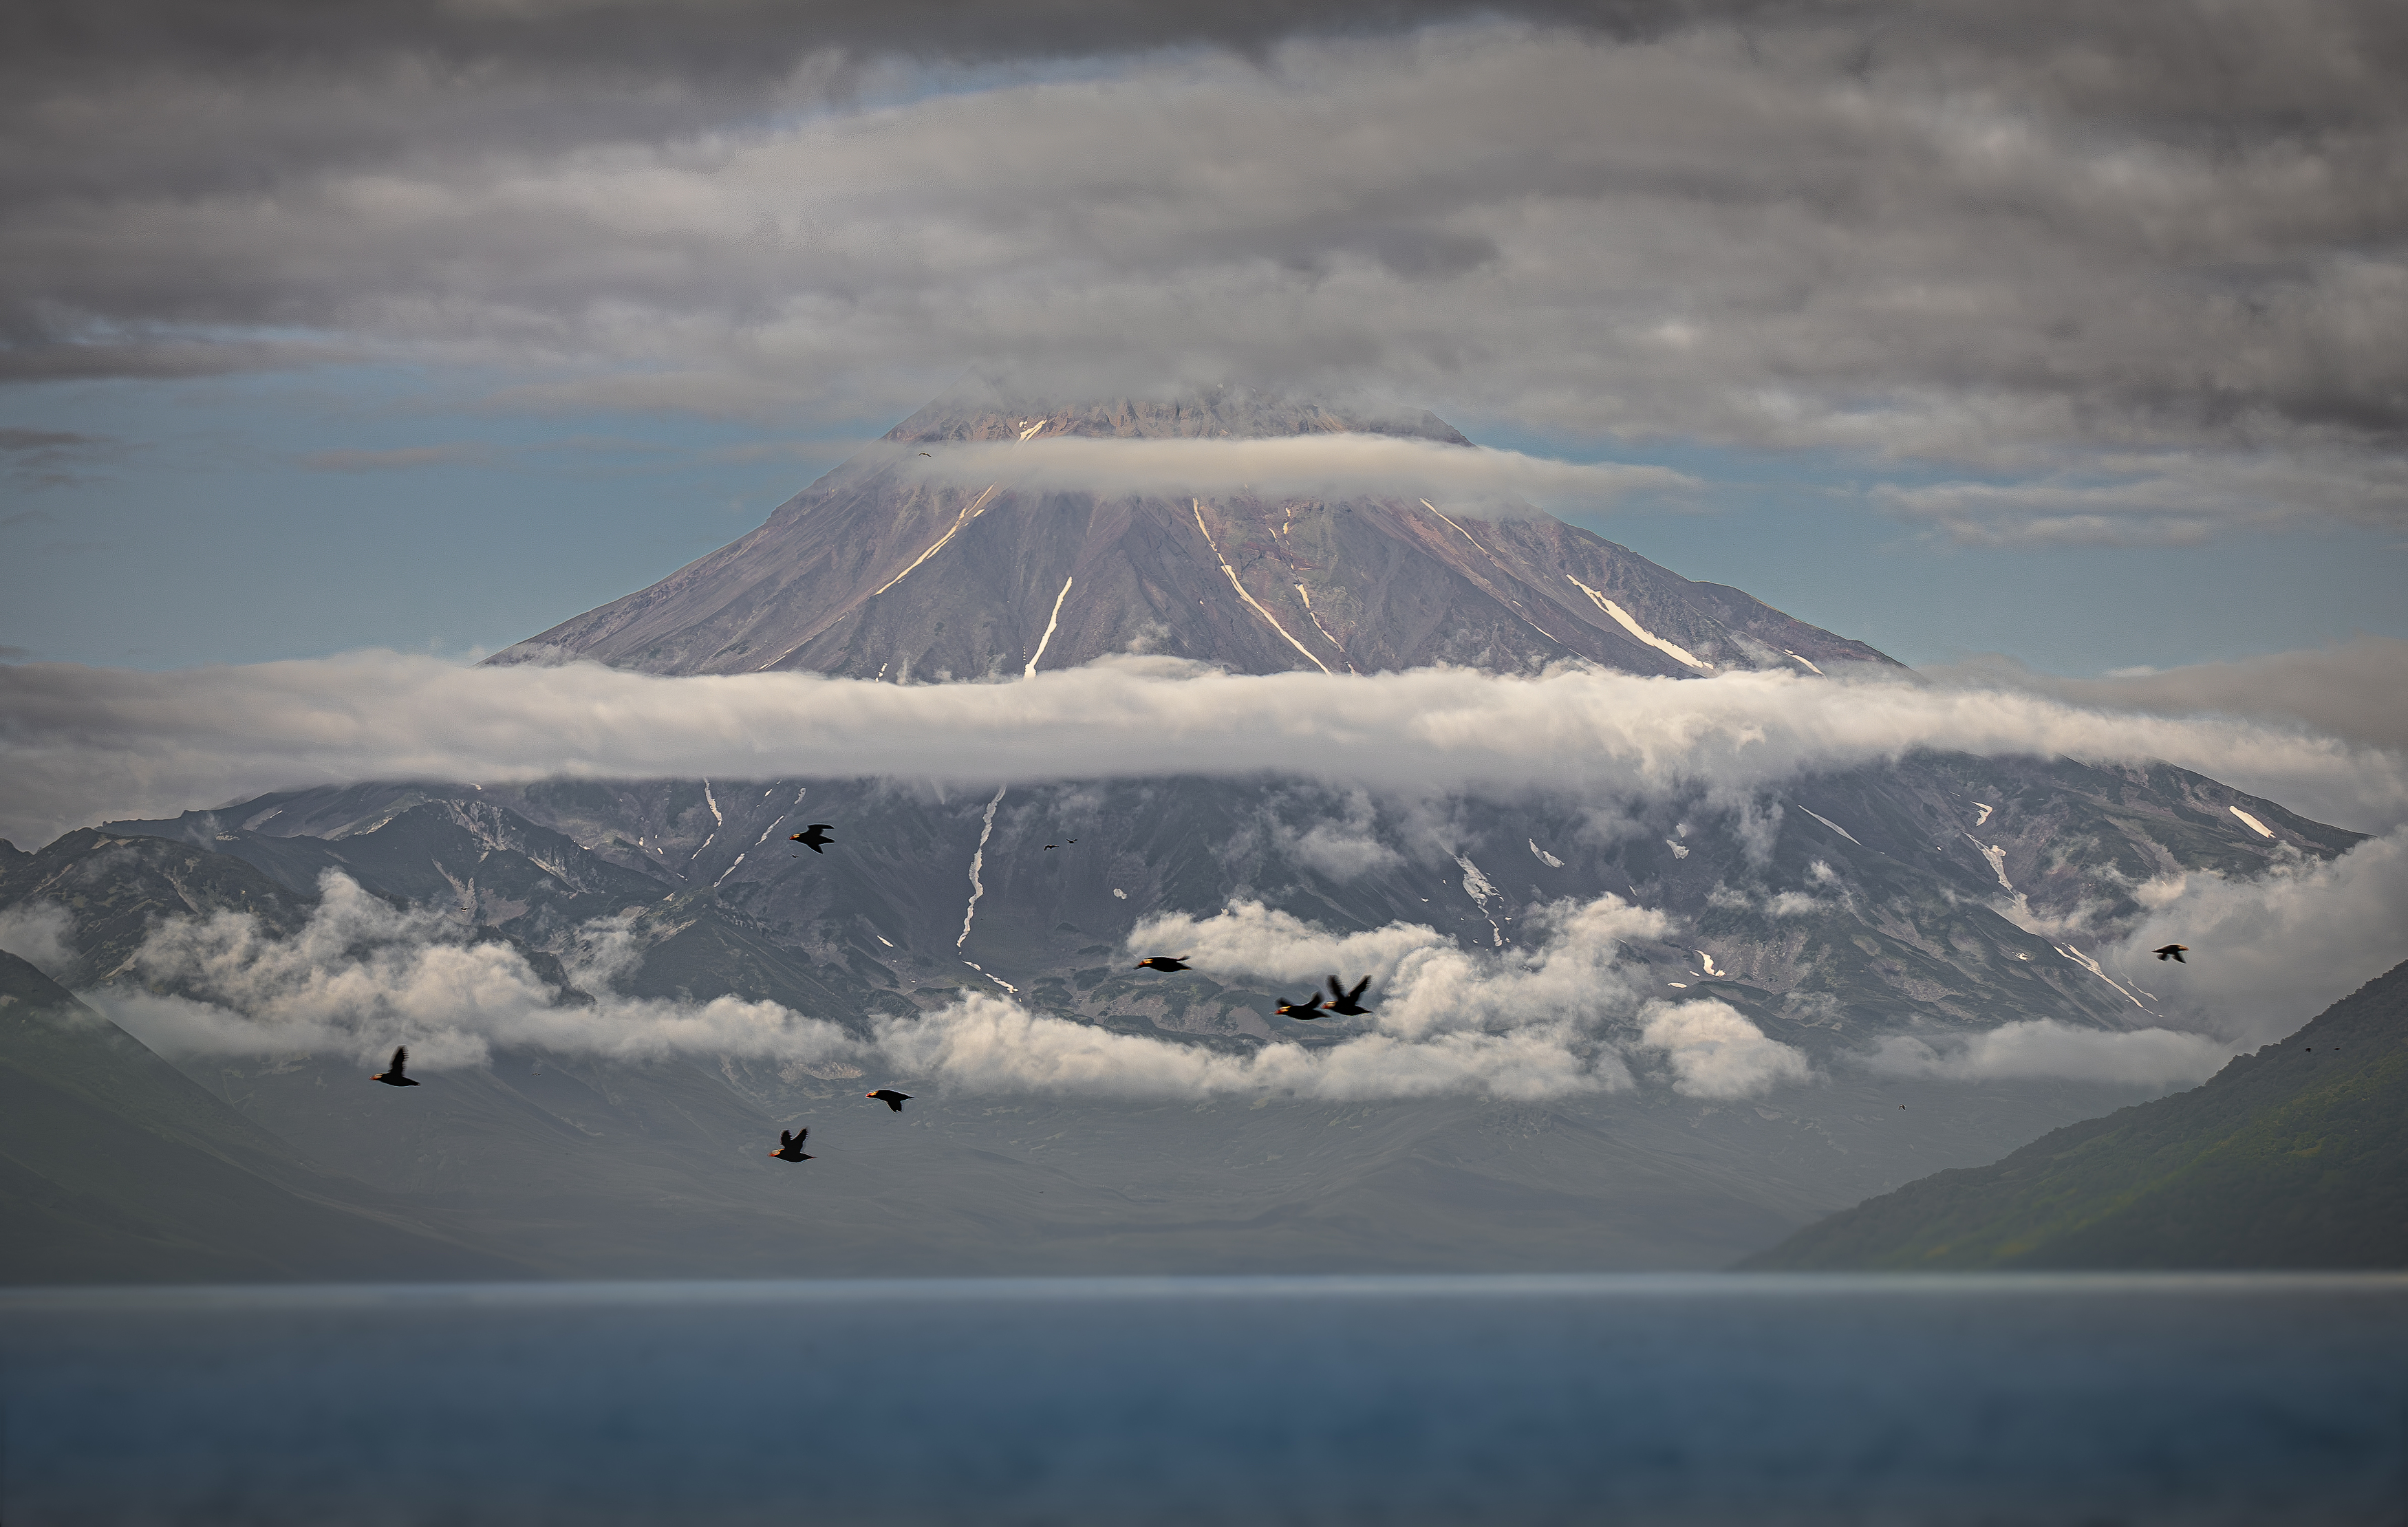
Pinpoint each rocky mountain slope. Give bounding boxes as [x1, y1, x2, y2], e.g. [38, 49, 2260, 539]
[95, 751, 2352, 1047]
[488, 383, 1892, 682]
[1741, 957, 2408, 1269]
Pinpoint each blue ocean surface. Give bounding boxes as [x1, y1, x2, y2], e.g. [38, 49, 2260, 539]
[3, 1273, 2404, 1525]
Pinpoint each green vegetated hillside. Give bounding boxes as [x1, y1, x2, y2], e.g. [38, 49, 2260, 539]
[0, 951, 519, 1284]
[1743, 957, 2408, 1270]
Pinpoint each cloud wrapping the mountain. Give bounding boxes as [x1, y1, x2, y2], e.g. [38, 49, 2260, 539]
[1868, 1019, 2237, 1089]
[90, 869, 1656, 1101]
[2103, 828, 2408, 1046]
[1132, 892, 1685, 1043]
[5, 653, 2402, 849]
[1640, 998, 1816, 1098]
[872, 435, 1690, 509]
[93, 871, 861, 1072]
[1928, 637, 2408, 759]
[874, 992, 1635, 1103]
[0, 901, 76, 980]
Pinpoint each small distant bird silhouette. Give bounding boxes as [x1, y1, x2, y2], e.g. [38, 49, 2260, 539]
[2153, 944, 2189, 962]
[790, 824, 835, 853]
[1324, 975, 1372, 1015]
[371, 1046, 420, 1087]
[1044, 843, 1057, 850]
[770, 1127, 813, 1162]
[1276, 993, 1325, 1021]
[1135, 956, 1192, 972]
[866, 1090, 911, 1112]
[918, 451, 932, 457]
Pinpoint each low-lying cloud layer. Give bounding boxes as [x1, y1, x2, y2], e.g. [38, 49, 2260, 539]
[67, 819, 2408, 1097]
[87, 870, 1817, 1103]
[5, 653, 2404, 849]
[1931, 638, 2408, 759]
[94, 874, 860, 1073]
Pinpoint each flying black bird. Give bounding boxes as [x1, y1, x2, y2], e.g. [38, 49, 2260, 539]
[2153, 944, 2189, 962]
[1324, 975, 1372, 1015]
[1135, 956, 1192, 972]
[770, 1127, 813, 1162]
[918, 451, 932, 457]
[790, 824, 835, 853]
[866, 1090, 912, 1112]
[1276, 993, 1325, 1021]
[370, 1047, 420, 1087]
[1044, 844, 1057, 849]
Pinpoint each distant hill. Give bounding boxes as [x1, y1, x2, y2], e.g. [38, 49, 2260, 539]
[0, 949, 517, 1284]
[1741, 957, 2408, 1270]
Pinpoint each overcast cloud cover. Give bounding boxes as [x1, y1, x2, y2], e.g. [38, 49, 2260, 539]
[4, 0, 2404, 548]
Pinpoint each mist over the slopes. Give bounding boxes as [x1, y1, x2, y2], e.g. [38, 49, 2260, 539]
[67, 821, 2400, 1095]
[852, 435, 1691, 510]
[5, 654, 2405, 849]
[1928, 638, 2408, 758]
[82, 869, 1768, 1103]
[6, 6, 2403, 543]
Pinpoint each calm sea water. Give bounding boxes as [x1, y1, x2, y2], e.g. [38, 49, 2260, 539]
[3, 1274, 2403, 1525]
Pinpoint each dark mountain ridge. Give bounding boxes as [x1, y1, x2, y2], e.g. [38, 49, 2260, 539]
[0, 950, 518, 1283]
[1741, 957, 2408, 1270]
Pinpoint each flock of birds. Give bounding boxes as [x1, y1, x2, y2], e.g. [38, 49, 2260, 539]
[369, 821, 1381, 1166]
[367, 817, 2198, 1154]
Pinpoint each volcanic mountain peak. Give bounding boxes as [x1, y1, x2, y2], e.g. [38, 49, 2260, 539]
[491, 384, 1894, 682]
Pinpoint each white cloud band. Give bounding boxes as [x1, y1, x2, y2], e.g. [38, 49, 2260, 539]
[5, 653, 2403, 849]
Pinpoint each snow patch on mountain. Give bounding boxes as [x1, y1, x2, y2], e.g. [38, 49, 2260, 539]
[2056, 942, 2148, 1010]
[1565, 574, 1711, 671]
[1967, 835, 2013, 890]
[958, 786, 1007, 949]
[1025, 575, 1075, 678]
[1798, 807, 1860, 845]
[2230, 805, 2275, 838]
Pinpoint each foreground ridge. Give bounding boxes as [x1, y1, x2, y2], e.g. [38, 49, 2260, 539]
[1740, 957, 2408, 1270]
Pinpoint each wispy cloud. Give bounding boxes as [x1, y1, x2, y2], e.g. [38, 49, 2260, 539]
[1928, 638, 2408, 758]
[299, 443, 496, 473]
[1868, 1020, 2235, 1088]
